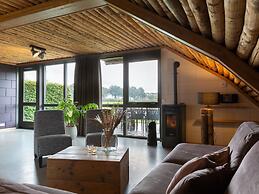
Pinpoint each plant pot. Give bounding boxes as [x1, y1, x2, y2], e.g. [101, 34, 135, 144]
[65, 126, 77, 140]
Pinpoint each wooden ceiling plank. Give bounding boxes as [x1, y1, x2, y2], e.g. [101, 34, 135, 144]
[3, 27, 77, 55]
[206, 0, 225, 44]
[0, 0, 107, 31]
[107, 6, 160, 45]
[163, 0, 189, 27]
[54, 16, 122, 51]
[66, 14, 130, 51]
[224, 0, 246, 50]
[82, 10, 142, 49]
[17, 25, 92, 53]
[179, 0, 199, 32]
[73, 13, 136, 51]
[187, 0, 211, 38]
[130, 18, 168, 45]
[106, 0, 259, 93]
[95, 8, 151, 48]
[236, 0, 259, 60]
[156, 0, 177, 22]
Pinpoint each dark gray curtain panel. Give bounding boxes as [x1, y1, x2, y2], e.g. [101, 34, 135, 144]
[74, 55, 101, 135]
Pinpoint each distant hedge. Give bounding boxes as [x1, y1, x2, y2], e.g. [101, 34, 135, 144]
[24, 81, 72, 121]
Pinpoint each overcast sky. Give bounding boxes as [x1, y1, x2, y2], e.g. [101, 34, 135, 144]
[101, 59, 158, 93]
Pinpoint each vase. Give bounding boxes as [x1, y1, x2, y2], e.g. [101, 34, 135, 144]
[101, 133, 118, 153]
[65, 126, 77, 140]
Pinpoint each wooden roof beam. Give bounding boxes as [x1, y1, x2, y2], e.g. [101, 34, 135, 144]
[106, 0, 259, 93]
[0, 0, 107, 31]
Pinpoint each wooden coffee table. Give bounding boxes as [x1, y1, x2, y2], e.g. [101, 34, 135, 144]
[47, 146, 129, 194]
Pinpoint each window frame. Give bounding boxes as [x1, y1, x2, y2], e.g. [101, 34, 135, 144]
[101, 50, 161, 138]
[18, 59, 75, 128]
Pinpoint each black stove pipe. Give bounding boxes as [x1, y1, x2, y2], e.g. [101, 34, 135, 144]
[174, 61, 180, 105]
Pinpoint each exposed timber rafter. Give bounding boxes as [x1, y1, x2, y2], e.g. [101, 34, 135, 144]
[0, 0, 107, 31]
[105, 0, 259, 94]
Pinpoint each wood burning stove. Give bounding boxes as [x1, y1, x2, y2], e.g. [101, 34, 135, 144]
[161, 104, 186, 148]
[161, 61, 186, 148]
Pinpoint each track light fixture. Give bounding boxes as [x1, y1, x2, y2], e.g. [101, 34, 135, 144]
[30, 45, 46, 59]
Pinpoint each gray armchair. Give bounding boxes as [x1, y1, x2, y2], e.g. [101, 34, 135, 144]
[34, 110, 72, 167]
[85, 109, 103, 146]
[85, 109, 117, 147]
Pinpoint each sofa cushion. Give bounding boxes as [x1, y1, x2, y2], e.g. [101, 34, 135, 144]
[204, 146, 230, 166]
[129, 163, 182, 194]
[225, 141, 259, 194]
[163, 143, 224, 165]
[166, 157, 216, 194]
[228, 122, 259, 169]
[169, 165, 233, 194]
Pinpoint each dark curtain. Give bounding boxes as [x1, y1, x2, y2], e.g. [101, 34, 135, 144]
[74, 55, 101, 136]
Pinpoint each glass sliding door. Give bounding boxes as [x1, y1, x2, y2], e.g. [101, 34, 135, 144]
[101, 58, 124, 135]
[126, 59, 160, 138]
[19, 67, 39, 128]
[100, 51, 161, 138]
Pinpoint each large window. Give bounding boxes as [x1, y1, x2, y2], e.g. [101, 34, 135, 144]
[19, 61, 75, 128]
[100, 51, 160, 138]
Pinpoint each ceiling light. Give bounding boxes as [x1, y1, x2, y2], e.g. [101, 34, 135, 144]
[30, 45, 46, 59]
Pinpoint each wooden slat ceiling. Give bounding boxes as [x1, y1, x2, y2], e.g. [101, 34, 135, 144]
[0, 5, 182, 64]
[0, 1, 258, 106]
[0, 0, 49, 15]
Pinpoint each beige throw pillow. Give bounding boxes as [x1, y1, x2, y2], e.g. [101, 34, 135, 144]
[166, 157, 217, 194]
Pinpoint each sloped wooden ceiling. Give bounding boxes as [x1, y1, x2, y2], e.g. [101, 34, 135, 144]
[0, 0, 49, 15]
[0, 0, 258, 107]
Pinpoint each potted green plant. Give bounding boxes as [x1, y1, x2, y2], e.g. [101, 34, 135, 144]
[58, 100, 81, 139]
[80, 103, 99, 117]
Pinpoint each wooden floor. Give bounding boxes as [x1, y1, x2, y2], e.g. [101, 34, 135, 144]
[0, 128, 171, 194]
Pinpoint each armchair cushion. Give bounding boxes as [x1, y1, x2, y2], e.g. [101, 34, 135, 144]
[37, 134, 72, 156]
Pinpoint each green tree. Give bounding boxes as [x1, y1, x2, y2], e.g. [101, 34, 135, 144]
[102, 87, 109, 97]
[109, 85, 122, 98]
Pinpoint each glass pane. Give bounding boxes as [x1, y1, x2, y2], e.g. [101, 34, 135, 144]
[126, 107, 160, 137]
[23, 106, 36, 122]
[66, 62, 76, 101]
[129, 60, 158, 102]
[24, 71, 36, 103]
[101, 59, 123, 105]
[44, 64, 64, 104]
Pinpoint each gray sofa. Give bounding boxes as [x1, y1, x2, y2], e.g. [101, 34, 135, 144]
[0, 178, 74, 194]
[129, 122, 259, 194]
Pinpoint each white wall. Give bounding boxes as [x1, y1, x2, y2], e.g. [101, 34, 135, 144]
[161, 48, 259, 145]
